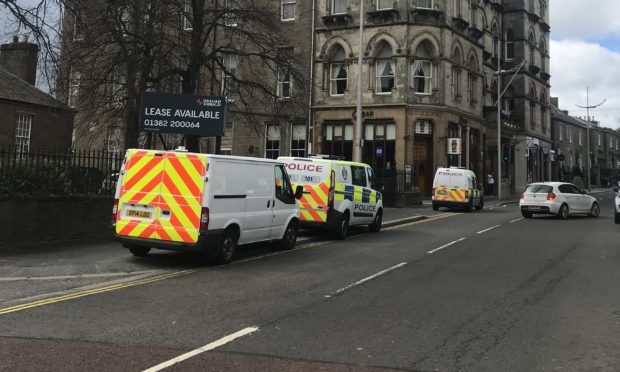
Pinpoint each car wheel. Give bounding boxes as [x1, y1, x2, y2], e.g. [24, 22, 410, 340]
[125, 244, 150, 257]
[475, 198, 484, 211]
[213, 227, 238, 264]
[558, 204, 569, 219]
[276, 220, 298, 251]
[369, 209, 383, 233]
[335, 212, 350, 240]
[589, 202, 600, 218]
[615, 212, 620, 224]
[521, 211, 532, 218]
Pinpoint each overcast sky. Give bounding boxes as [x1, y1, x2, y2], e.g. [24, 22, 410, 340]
[550, 1, 620, 129]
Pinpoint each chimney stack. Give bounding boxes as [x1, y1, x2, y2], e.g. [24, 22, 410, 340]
[0, 35, 39, 85]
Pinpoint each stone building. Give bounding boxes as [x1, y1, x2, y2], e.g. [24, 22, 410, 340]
[311, 0, 550, 196]
[0, 36, 74, 151]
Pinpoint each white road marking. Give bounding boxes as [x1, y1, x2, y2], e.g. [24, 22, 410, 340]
[332, 262, 407, 296]
[476, 225, 501, 234]
[142, 327, 259, 372]
[509, 217, 524, 223]
[427, 238, 467, 254]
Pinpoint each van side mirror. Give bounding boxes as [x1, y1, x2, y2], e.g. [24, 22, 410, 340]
[294, 185, 304, 200]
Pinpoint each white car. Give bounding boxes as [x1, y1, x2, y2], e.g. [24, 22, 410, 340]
[614, 185, 620, 224]
[519, 182, 600, 219]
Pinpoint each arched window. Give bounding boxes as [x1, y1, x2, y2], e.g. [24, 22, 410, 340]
[375, 41, 395, 94]
[411, 41, 433, 94]
[502, 86, 514, 112]
[528, 32, 536, 66]
[469, 0, 476, 27]
[529, 87, 537, 130]
[452, 48, 462, 98]
[467, 55, 478, 104]
[491, 23, 500, 58]
[453, 0, 461, 17]
[539, 0, 547, 21]
[505, 30, 515, 60]
[539, 38, 547, 71]
[329, 45, 347, 96]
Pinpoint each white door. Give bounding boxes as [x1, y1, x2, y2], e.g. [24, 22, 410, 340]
[242, 164, 274, 243]
[270, 165, 297, 240]
[569, 184, 590, 212]
[558, 184, 579, 212]
[350, 165, 373, 224]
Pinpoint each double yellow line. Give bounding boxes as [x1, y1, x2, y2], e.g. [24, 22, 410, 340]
[0, 268, 204, 316]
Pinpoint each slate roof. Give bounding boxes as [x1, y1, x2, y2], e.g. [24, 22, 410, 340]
[0, 66, 68, 110]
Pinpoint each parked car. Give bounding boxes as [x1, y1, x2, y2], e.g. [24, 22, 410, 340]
[614, 184, 620, 224]
[519, 182, 600, 219]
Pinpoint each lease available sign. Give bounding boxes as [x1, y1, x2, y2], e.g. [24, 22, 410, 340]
[139, 92, 226, 136]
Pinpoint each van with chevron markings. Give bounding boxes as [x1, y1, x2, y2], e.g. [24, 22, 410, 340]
[113, 148, 303, 264]
[278, 155, 383, 239]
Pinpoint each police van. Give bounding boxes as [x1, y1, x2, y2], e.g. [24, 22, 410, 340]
[113, 149, 303, 264]
[432, 167, 483, 212]
[278, 155, 383, 239]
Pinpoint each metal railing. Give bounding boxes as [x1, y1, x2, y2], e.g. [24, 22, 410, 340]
[0, 146, 123, 199]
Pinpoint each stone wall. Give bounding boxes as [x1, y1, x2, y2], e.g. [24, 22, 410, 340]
[0, 197, 114, 249]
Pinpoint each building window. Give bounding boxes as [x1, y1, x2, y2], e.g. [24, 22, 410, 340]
[530, 101, 536, 130]
[468, 73, 477, 104]
[277, 65, 292, 99]
[505, 30, 515, 61]
[376, 0, 393, 10]
[541, 107, 546, 134]
[540, 0, 547, 20]
[15, 114, 33, 153]
[183, 0, 193, 31]
[224, 0, 240, 26]
[375, 42, 394, 95]
[331, 0, 347, 15]
[411, 41, 433, 95]
[569, 127, 573, 144]
[68, 68, 81, 108]
[502, 87, 514, 112]
[616, 139, 618, 151]
[265, 124, 281, 159]
[453, 0, 461, 16]
[559, 125, 563, 141]
[579, 130, 582, 145]
[281, 0, 296, 21]
[221, 122, 234, 155]
[417, 0, 433, 9]
[362, 122, 396, 171]
[73, 14, 83, 41]
[323, 122, 353, 160]
[329, 45, 347, 96]
[598, 133, 601, 146]
[221, 53, 239, 101]
[290, 124, 307, 157]
[528, 33, 536, 66]
[610, 137, 613, 148]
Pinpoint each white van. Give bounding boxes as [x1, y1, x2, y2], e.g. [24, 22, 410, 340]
[432, 167, 483, 211]
[113, 149, 303, 264]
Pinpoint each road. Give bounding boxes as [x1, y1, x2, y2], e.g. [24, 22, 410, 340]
[1, 192, 618, 371]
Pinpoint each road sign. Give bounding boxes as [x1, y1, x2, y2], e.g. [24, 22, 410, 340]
[139, 92, 226, 136]
[447, 138, 462, 155]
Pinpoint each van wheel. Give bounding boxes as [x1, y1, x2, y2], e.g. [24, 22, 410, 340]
[369, 209, 383, 233]
[615, 212, 620, 224]
[214, 227, 238, 265]
[335, 212, 350, 240]
[432, 204, 439, 211]
[464, 200, 474, 213]
[124, 244, 150, 257]
[475, 198, 484, 211]
[276, 221, 298, 251]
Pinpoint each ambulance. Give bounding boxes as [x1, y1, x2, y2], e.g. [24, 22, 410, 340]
[432, 167, 483, 211]
[113, 148, 303, 264]
[278, 155, 383, 239]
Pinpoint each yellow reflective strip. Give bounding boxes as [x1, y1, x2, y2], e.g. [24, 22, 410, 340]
[125, 160, 165, 195]
[160, 190, 194, 228]
[122, 154, 157, 186]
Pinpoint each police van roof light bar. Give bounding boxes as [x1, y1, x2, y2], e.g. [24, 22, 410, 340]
[307, 154, 346, 160]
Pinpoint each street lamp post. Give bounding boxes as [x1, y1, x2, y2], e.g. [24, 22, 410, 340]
[353, 1, 364, 163]
[576, 86, 606, 191]
[496, 39, 502, 200]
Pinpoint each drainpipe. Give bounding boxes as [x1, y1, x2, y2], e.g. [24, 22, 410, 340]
[466, 126, 471, 169]
[458, 124, 462, 167]
[307, 0, 316, 154]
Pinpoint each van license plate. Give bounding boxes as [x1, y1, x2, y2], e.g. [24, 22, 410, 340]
[437, 190, 447, 195]
[127, 210, 152, 218]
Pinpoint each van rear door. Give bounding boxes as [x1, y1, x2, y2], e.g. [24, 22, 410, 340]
[281, 158, 331, 223]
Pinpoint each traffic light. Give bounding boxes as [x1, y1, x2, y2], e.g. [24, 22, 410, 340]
[502, 144, 511, 162]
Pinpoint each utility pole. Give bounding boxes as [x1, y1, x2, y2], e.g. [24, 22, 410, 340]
[496, 38, 502, 200]
[353, 0, 364, 163]
[576, 86, 606, 190]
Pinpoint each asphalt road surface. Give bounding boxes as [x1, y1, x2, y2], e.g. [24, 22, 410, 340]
[1, 192, 618, 371]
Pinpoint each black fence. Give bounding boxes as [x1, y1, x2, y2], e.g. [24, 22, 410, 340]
[0, 146, 123, 199]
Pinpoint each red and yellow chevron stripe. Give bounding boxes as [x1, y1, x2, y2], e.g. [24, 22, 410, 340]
[295, 182, 329, 222]
[116, 150, 207, 244]
[433, 187, 467, 202]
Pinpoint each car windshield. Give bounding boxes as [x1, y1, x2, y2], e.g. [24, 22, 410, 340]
[525, 185, 553, 193]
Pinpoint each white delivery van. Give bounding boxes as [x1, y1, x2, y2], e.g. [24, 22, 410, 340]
[113, 149, 303, 264]
[278, 155, 383, 239]
[432, 167, 483, 212]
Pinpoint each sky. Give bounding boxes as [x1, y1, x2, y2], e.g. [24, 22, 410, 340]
[550, 1, 620, 129]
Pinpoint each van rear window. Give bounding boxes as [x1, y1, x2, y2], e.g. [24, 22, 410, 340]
[525, 185, 553, 193]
